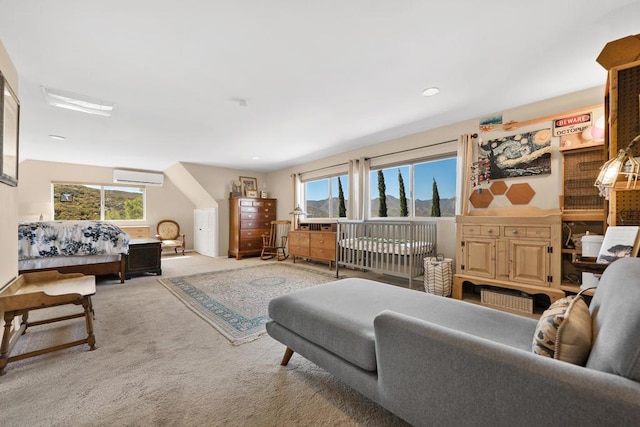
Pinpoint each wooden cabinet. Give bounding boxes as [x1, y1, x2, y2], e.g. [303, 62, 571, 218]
[605, 59, 640, 226]
[453, 214, 564, 304]
[228, 197, 276, 260]
[289, 223, 336, 268]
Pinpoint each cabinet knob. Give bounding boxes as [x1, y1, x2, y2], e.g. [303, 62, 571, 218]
[511, 229, 518, 234]
[487, 229, 493, 234]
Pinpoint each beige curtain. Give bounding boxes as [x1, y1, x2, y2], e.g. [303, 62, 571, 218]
[458, 133, 476, 215]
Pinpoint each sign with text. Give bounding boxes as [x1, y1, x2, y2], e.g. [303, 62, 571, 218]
[553, 113, 592, 136]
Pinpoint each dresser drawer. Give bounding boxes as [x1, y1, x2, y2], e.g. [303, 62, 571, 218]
[310, 233, 335, 249]
[240, 229, 265, 239]
[241, 220, 271, 229]
[289, 232, 310, 246]
[239, 238, 262, 251]
[310, 247, 335, 261]
[503, 226, 526, 237]
[526, 227, 551, 238]
[462, 225, 499, 236]
[289, 245, 310, 257]
[120, 226, 150, 239]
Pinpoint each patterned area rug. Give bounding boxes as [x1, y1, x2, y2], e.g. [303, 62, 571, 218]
[158, 263, 337, 345]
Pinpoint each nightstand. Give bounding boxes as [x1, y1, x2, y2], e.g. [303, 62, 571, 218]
[126, 238, 162, 279]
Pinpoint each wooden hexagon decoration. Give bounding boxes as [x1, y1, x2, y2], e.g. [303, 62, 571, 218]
[490, 181, 508, 195]
[469, 188, 494, 209]
[505, 183, 536, 205]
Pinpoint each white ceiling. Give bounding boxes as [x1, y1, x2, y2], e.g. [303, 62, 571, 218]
[1, 1, 639, 173]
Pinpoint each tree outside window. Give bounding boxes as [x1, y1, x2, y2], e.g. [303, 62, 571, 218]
[304, 175, 349, 218]
[53, 183, 145, 220]
[370, 157, 456, 218]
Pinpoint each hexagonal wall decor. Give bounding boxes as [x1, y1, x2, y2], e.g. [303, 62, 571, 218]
[490, 181, 508, 195]
[469, 188, 494, 208]
[505, 183, 536, 205]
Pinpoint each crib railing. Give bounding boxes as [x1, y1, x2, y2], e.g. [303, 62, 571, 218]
[336, 220, 437, 288]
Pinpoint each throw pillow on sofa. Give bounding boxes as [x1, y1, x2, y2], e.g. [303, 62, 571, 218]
[532, 290, 592, 365]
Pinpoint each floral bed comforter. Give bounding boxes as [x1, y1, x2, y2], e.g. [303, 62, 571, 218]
[18, 221, 129, 260]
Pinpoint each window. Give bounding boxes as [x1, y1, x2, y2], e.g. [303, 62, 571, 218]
[369, 156, 457, 218]
[304, 174, 349, 218]
[53, 183, 145, 221]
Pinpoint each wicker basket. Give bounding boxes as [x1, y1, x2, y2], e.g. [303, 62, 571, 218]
[480, 288, 533, 314]
[423, 256, 453, 297]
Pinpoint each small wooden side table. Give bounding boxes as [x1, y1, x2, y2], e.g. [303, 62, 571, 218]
[126, 238, 162, 279]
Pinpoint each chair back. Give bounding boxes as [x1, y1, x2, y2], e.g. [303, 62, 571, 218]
[157, 219, 181, 240]
[270, 220, 291, 248]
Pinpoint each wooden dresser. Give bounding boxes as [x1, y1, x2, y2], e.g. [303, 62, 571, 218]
[289, 222, 337, 268]
[228, 197, 277, 259]
[453, 213, 564, 304]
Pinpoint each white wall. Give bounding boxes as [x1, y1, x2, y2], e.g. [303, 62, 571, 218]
[179, 162, 269, 257]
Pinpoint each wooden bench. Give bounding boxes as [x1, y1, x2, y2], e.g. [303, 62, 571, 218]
[0, 271, 97, 375]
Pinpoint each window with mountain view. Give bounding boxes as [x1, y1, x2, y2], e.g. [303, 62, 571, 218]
[370, 156, 457, 218]
[304, 175, 349, 218]
[53, 183, 145, 221]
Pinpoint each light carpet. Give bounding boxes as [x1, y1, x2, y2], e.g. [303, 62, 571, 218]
[2, 256, 408, 426]
[158, 263, 338, 345]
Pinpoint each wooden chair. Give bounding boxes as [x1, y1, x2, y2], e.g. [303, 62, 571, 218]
[261, 220, 291, 261]
[155, 219, 186, 255]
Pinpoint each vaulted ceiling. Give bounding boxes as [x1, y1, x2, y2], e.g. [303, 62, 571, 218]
[1, 1, 638, 172]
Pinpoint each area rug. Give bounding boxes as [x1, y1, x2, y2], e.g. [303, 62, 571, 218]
[157, 263, 337, 345]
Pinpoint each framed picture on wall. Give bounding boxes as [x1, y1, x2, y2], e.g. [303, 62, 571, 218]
[0, 71, 20, 187]
[239, 176, 258, 195]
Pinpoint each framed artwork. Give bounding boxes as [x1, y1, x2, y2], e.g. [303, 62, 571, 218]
[239, 176, 257, 195]
[246, 190, 259, 198]
[596, 226, 640, 264]
[231, 180, 243, 197]
[481, 128, 552, 179]
[0, 71, 20, 187]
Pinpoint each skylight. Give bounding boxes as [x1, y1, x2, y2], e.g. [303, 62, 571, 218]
[41, 86, 115, 117]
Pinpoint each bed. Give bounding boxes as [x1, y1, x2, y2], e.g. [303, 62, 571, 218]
[18, 221, 130, 283]
[335, 220, 436, 288]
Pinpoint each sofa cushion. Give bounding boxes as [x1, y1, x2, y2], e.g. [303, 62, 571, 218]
[268, 278, 537, 372]
[532, 293, 591, 365]
[586, 257, 640, 381]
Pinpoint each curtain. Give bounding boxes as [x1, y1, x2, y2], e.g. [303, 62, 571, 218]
[458, 133, 475, 215]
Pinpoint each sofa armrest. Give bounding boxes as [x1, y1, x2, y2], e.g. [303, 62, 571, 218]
[374, 310, 640, 427]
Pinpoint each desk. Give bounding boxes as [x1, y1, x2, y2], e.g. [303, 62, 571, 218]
[126, 238, 162, 279]
[0, 271, 96, 375]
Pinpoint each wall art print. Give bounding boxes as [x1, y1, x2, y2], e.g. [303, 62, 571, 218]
[480, 128, 552, 179]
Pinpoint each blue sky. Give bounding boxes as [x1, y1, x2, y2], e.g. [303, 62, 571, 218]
[306, 157, 457, 201]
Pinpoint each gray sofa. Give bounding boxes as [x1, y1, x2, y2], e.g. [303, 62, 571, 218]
[266, 257, 640, 426]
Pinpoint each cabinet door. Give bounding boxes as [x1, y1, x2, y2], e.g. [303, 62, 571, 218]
[509, 239, 550, 287]
[462, 238, 495, 278]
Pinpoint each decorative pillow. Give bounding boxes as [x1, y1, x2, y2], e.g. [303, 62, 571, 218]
[532, 292, 592, 365]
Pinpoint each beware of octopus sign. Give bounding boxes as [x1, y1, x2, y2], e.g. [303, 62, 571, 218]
[552, 113, 592, 136]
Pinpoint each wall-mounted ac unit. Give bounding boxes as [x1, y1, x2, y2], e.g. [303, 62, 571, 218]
[113, 169, 164, 186]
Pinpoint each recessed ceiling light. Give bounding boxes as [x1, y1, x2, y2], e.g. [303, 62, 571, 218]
[48, 134, 66, 140]
[41, 86, 115, 117]
[422, 87, 440, 97]
[252, 156, 260, 160]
